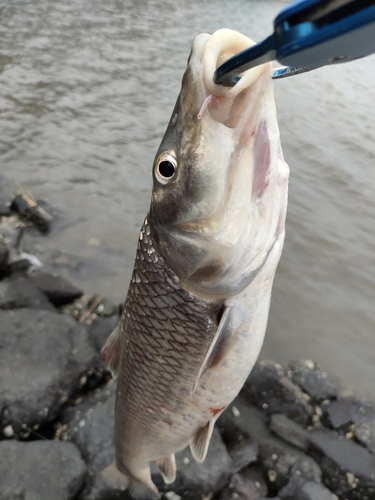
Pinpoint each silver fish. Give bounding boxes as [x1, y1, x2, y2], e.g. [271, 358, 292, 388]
[101, 28, 289, 499]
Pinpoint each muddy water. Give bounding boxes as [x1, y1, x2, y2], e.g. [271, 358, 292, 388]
[1, 0, 374, 397]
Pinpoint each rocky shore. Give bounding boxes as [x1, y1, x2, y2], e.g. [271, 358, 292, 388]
[0, 176, 374, 500]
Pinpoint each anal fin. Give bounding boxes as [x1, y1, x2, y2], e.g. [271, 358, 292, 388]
[101, 321, 122, 377]
[190, 420, 214, 463]
[155, 453, 176, 484]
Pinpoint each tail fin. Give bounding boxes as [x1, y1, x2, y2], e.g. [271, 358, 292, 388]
[101, 461, 160, 500]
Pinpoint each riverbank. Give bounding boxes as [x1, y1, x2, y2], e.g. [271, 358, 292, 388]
[0, 178, 374, 500]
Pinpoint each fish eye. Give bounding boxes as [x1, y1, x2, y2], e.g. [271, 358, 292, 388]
[155, 152, 177, 185]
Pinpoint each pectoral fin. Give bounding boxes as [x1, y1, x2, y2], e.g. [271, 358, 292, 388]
[192, 306, 236, 394]
[190, 420, 214, 463]
[155, 453, 176, 484]
[101, 321, 122, 376]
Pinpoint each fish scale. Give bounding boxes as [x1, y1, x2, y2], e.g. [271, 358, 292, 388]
[115, 218, 220, 464]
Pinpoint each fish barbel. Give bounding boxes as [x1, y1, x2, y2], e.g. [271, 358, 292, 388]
[102, 28, 289, 499]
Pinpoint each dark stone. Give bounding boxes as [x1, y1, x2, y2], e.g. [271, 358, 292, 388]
[0, 276, 56, 311]
[326, 398, 353, 429]
[0, 176, 18, 215]
[27, 270, 83, 305]
[3, 259, 31, 277]
[11, 192, 52, 232]
[288, 360, 338, 401]
[278, 477, 337, 500]
[270, 414, 310, 451]
[219, 466, 268, 500]
[219, 410, 258, 474]
[152, 428, 232, 494]
[218, 398, 321, 494]
[0, 231, 9, 272]
[0, 308, 99, 434]
[308, 427, 375, 499]
[88, 316, 119, 353]
[0, 440, 86, 500]
[61, 382, 117, 500]
[241, 360, 314, 426]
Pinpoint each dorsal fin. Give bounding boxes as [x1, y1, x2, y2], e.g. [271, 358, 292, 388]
[189, 420, 214, 463]
[100, 321, 122, 377]
[155, 453, 176, 484]
[192, 306, 237, 394]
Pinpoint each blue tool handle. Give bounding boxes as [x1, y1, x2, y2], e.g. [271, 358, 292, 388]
[214, 0, 375, 85]
[276, 2, 375, 69]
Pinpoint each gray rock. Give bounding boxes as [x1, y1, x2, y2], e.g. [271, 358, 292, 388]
[0, 276, 56, 311]
[218, 398, 321, 494]
[219, 466, 268, 500]
[349, 400, 375, 453]
[326, 398, 352, 429]
[270, 414, 310, 451]
[0, 175, 18, 215]
[308, 427, 375, 499]
[278, 477, 337, 500]
[241, 361, 314, 426]
[27, 270, 83, 305]
[61, 382, 117, 500]
[153, 428, 232, 495]
[0, 308, 99, 434]
[0, 440, 86, 500]
[289, 360, 338, 401]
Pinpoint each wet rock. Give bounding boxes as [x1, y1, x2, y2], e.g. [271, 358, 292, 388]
[61, 382, 117, 500]
[0, 308, 99, 434]
[218, 398, 321, 493]
[11, 191, 52, 232]
[0, 231, 9, 271]
[289, 360, 338, 401]
[241, 360, 314, 426]
[219, 466, 268, 500]
[0, 176, 18, 215]
[326, 398, 353, 429]
[308, 427, 375, 499]
[278, 476, 337, 500]
[0, 440, 86, 500]
[27, 270, 83, 305]
[87, 316, 119, 352]
[270, 414, 310, 451]
[349, 400, 375, 453]
[154, 429, 232, 495]
[0, 276, 56, 311]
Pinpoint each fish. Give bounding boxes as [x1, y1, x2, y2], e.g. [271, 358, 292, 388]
[101, 28, 289, 499]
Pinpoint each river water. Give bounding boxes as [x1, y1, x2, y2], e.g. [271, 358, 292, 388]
[1, 0, 374, 398]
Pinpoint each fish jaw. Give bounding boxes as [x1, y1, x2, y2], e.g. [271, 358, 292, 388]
[150, 29, 289, 300]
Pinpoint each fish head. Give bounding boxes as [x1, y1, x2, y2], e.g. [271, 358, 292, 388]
[150, 29, 289, 300]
